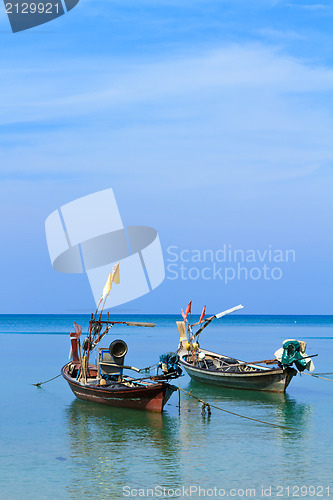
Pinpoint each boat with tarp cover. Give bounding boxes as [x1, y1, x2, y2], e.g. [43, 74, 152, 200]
[176, 302, 316, 393]
[62, 263, 181, 412]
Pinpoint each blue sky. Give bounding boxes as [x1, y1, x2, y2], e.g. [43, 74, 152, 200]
[0, 0, 332, 314]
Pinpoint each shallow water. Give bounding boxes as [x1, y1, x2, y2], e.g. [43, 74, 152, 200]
[0, 315, 332, 499]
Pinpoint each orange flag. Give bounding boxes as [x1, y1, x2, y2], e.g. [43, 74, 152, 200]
[199, 305, 206, 324]
[182, 300, 192, 321]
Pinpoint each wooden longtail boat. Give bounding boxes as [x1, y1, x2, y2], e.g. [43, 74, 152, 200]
[62, 264, 180, 413]
[176, 303, 315, 394]
[177, 346, 296, 393]
[62, 361, 177, 412]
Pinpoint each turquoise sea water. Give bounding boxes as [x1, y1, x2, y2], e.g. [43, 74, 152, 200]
[0, 315, 332, 499]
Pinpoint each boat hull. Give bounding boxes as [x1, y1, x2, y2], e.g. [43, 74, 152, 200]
[178, 349, 296, 393]
[61, 364, 176, 413]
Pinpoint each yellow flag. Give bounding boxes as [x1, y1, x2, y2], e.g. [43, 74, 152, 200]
[112, 262, 120, 285]
[100, 263, 120, 302]
[102, 273, 112, 299]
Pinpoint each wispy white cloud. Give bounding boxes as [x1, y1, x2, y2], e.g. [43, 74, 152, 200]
[256, 28, 306, 40]
[285, 3, 328, 10]
[1, 43, 333, 191]
[2, 44, 333, 126]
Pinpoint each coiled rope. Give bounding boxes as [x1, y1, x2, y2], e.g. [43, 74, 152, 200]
[178, 387, 295, 430]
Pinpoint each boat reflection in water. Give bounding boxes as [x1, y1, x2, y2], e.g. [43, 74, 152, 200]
[186, 379, 313, 431]
[63, 383, 315, 497]
[64, 399, 181, 498]
[177, 380, 315, 486]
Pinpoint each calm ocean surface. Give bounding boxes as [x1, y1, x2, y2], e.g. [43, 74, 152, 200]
[0, 314, 332, 500]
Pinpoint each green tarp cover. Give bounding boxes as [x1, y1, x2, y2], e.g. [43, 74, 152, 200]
[281, 340, 307, 371]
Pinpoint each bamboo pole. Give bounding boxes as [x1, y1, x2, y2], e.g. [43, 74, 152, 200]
[207, 354, 318, 369]
[84, 313, 94, 379]
[78, 339, 86, 384]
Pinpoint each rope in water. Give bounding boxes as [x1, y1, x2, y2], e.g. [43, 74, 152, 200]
[178, 387, 295, 430]
[303, 373, 333, 382]
[33, 373, 62, 386]
[314, 372, 333, 375]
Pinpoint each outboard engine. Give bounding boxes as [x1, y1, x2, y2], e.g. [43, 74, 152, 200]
[275, 339, 315, 372]
[158, 352, 182, 379]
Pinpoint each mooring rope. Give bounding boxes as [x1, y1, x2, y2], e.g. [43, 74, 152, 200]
[302, 372, 333, 382]
[33, 373, 62, 387]
[32, 361, 158, 388]
[314, 372, 333, 375]
[178, 387, 295, 430]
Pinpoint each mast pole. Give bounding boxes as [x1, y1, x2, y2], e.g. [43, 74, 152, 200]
[99, 296, 107, 321]
[94, 299, 102, 320]
[85, 313, 93, 378]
